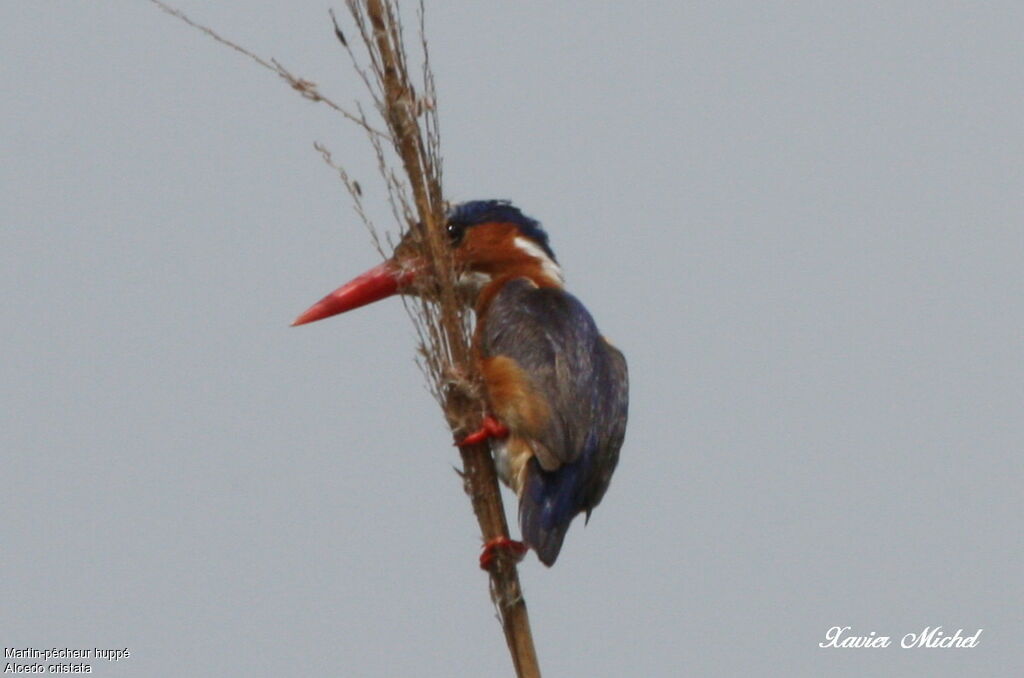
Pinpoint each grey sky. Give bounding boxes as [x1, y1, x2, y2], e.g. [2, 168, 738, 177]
[2, 2, 1022, 676]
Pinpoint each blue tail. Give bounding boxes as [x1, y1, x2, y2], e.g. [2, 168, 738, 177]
[519, 453, 589, 566]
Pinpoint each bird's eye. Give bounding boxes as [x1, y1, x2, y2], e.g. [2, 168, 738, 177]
[446, 221, 466, 246]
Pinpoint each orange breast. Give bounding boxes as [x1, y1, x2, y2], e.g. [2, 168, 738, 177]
[479, 355, 551, 437]
[478, 355, 557, 494]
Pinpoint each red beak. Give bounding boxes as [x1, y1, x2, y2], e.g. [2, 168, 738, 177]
[291, 260, 415, 326]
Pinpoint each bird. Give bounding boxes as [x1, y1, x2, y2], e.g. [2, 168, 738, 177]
[292, 200, 628, 567]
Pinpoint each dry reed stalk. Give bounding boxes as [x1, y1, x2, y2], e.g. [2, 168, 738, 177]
[151, 1, 540, 675]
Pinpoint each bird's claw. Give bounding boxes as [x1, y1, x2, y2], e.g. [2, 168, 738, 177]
[455, 415, 509, 447]
[479, 536, 528, 571]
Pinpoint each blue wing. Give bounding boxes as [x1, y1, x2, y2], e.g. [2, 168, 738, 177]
[481, 279, 628, 565]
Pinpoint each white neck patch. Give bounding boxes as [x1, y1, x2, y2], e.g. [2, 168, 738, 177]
[457, 270, 492, 295]
[513, 236, 564, 285]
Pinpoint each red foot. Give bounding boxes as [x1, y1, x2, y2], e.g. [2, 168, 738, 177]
[455, 415, 509, 447]
[479, 537, 528, 571]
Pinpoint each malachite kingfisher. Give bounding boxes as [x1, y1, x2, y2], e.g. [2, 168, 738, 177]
[293, 200, 628, 567]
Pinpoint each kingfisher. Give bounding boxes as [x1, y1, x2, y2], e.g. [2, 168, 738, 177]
[292, 200, 628, 567]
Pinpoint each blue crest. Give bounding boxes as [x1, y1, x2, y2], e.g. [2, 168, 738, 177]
[447, 200, 557, 261]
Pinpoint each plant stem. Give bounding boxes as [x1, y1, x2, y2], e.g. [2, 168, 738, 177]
[360, 1, 541, 674]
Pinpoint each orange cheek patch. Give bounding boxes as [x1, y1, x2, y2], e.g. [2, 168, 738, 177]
[480, 356, 551, 437]
[459, 224, 520, 272]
